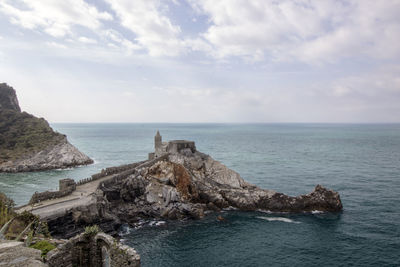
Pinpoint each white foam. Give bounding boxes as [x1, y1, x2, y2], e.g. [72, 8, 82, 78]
[257, 216, 300, 224]
[223, 206, 238, 211]
[148, 220, 166, 227]
[25, 183, 38, 188]
[311, 210, 324, 214]
[0, 182, 11, 187]
[55, 167, 74, 171]
[257, 209, 272, 214]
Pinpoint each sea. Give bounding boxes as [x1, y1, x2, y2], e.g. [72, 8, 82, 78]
[0, 123, 399, 266]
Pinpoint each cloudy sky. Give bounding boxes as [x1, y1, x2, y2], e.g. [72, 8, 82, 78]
[0, 0, 399, 123]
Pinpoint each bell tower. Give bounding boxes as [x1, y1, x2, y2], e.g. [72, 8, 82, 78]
[154, 130, 162, 153]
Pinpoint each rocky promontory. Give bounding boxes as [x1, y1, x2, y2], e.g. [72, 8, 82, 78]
[22, 132, 342, 239]
[0, 83, 93, 172]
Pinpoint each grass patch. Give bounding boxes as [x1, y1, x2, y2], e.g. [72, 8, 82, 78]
[30, 240, 56, 258]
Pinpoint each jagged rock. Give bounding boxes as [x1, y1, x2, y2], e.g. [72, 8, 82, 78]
[34, 133, 342, 239]
[0, 83, 93, 172]
[0, 240, 47, 267]
[0, 83, 20, 111]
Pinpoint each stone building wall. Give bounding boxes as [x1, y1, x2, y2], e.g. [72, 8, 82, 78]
[47, 232, 140, 267]
[59, 178, 76, 191]
[166, 140, 196, 154]
[29, 179, 76, 204]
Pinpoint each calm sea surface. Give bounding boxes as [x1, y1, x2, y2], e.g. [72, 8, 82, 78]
[1, 123, 399, 266]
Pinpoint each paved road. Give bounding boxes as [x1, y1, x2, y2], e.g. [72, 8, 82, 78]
[16, 174, 114, 219]
[15, 156, 165, 220]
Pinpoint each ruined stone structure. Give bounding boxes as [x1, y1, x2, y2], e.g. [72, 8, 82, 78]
[29, 179, 77, 204]
[59, 178, 76, 192]
[47, 232, 140, 267]
[148, 131, 196, 160]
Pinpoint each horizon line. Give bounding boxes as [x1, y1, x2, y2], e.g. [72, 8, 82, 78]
[49, 121, 400, 124]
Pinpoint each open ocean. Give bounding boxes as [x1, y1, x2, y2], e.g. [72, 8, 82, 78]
[0, 123, 399, 266]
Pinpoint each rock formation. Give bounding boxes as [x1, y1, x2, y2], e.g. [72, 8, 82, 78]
[0, 83, 93, 172]
[40, 133, 342, 239]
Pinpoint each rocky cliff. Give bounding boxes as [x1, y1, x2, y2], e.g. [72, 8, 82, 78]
[43, 145, 342, 239]
[0, 83, 93, 172]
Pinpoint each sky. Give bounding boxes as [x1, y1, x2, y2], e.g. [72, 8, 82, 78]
[0, 0, 400, 123]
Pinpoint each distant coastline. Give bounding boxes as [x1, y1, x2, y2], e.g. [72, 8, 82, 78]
[0, 83, 93, 173]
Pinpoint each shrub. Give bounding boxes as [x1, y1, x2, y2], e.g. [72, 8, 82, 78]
[84, 225, 100, 237]
[30, 240, 56, 258]
[0, 192, 15, 227]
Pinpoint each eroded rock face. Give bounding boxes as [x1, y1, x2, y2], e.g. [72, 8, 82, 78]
[0, 83, 20, 111]
[0, 138, 93, 172]
[46, 148, 342, 239]
[0, 83, 93, 172]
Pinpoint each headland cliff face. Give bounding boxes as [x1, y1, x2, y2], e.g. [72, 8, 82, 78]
[0, 83, 93, 172]
[25, 133, 342, 239]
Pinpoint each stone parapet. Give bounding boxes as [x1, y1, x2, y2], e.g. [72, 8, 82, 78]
[47, 232, 140, 267]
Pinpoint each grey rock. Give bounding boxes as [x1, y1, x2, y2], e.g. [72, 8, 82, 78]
[36, 134, 342, 240]
[0, 138, 93, 172]
[0, 83, 20, 111]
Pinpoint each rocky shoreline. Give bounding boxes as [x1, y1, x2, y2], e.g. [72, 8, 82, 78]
[6, 132, 343, 266]
[0, 138, 93, 173]
[0, 83, 93, 173]
[32, 133, 343, 239]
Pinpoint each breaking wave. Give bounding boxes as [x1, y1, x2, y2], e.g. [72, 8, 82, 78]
[256, 216, 300, 224]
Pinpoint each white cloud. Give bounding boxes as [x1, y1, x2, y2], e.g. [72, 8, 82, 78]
[188, 0, 400, 63]
[104, 0, 184, 56]
[46, 41, 67, 49]
[1, 0, 399, 64]
[0, 0, 112, 37]
[329, 65, 400, 98]
[78, 36, 97, 44]
[102, 29, 141, 52]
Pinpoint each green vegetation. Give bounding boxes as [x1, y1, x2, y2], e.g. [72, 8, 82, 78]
[0, 192, 15, 227]
[30, 240, 56, 258]
[0, 192, 51, 243]
[0, 83, 66, 164]
[84, 225, 101, 237]
[0, 109, 65, 163]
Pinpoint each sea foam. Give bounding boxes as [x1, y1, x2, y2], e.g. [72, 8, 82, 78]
[257, 216, 300, 224]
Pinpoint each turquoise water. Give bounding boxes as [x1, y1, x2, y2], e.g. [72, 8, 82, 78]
[1, 123, 399, 266]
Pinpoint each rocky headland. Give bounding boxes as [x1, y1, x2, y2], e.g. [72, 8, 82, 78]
[18, 132, 342, 240]
[0, 83, 93, 172]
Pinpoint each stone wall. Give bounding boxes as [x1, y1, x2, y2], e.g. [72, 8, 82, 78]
[77, 161, 147, 186]
[29, 158, 167, 204]
[47, 232, 140, 267]
[101, 154, 170, 189]
[29, 179, 76, 204]
[59, 178, 76, 191]
[166, 140, 196, 154]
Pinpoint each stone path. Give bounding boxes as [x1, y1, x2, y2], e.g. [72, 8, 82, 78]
[16, 173, 115, 219]
[15, 156, 167, 220]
